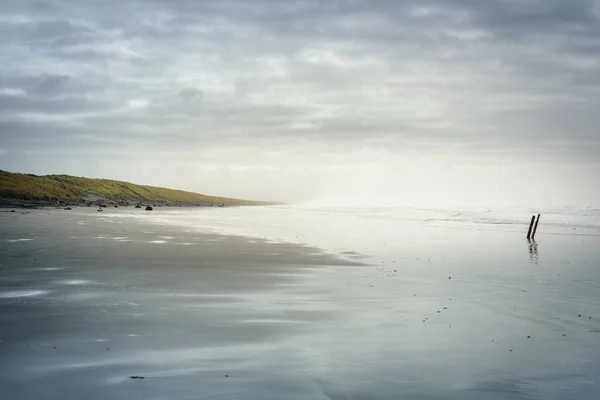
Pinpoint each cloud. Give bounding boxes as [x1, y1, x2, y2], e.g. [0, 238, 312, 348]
[178, 87, 203, 103]
[0, 0, 599, 205]
[0, 73, 104, 98]
[0, 93, 111, 114]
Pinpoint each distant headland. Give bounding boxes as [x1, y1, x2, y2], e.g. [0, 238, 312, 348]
[0, 170, 273, 208]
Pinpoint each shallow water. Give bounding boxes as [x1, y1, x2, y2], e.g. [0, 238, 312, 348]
[1, 207, 599, 399]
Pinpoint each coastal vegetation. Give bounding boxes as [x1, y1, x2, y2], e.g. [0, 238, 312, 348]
[0, 170, 266, 206]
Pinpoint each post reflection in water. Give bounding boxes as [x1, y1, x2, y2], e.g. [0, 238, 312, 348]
[528, 238, 539, 264]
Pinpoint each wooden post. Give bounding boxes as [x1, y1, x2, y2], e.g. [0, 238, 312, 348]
[526, 215, 536, 239]
[531, 214, 541, 239]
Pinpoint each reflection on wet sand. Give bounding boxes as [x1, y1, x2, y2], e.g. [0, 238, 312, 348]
[528, 239, 539, 265]
[1, 209, 599, 400]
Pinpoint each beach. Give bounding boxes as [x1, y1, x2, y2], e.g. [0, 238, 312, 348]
[1, 206, 599, 399]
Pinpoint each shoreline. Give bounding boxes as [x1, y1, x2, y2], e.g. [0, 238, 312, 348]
[0, 197, 256, 209]
[0, 206, 359, 268]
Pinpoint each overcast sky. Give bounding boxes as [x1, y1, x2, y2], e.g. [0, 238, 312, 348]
[1, 0, 599, 206]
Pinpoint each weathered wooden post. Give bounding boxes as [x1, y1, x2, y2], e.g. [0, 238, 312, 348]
[526, 215, 536, 239]
[531, 214, 541, 239]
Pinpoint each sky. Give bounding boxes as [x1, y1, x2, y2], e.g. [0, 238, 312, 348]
[1, 0, 599, 207]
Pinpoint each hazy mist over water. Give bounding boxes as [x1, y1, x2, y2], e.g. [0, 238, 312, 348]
[104, 205, 600, 258]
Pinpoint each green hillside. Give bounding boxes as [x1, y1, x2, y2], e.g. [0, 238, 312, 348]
[0, 170, 266, 205]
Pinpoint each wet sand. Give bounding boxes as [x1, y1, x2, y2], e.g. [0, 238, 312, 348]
[1, 209, 599, 399]
[0, 210, 361, 400]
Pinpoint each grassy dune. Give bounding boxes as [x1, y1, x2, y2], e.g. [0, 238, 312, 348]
[0, 170, 266, 205]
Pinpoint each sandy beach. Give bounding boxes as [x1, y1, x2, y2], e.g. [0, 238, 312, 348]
[1, 207, 599, 399]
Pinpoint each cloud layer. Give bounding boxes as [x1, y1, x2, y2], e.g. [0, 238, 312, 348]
[1, 0, 599, 205]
